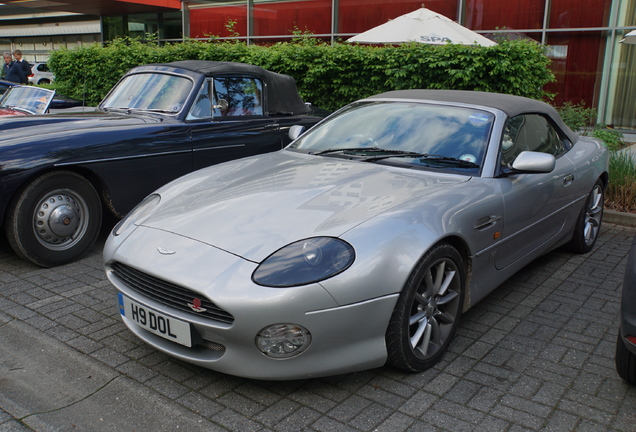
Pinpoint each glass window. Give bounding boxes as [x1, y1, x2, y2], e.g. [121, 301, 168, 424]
[291, 101, 493, 173]
[544, 31, 605, 107]
[465, 0, 545, 31]
[214, 77, 263, 116]
[187, 79, 213, 120]
[187, 77, 263, 119]
[338, 0, 455, 34]
[189, 4, 247, 39]
[500, 115, 566, 167]
[254, 0, 331, 37]
[101, 73, 192, 113]
[548, 0, 611, 28]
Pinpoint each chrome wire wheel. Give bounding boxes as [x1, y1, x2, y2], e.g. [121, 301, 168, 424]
[387, 243, 465, 372]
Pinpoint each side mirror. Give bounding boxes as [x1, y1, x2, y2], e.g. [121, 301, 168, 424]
[510, 151, 556, 174]
[288, 125, 306, 141]
[213, 99, 229, 112]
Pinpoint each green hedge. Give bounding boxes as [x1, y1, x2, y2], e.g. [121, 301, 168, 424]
[48, 37, 555, 110]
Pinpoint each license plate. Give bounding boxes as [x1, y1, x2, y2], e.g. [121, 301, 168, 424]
[118, 293, 192, 347]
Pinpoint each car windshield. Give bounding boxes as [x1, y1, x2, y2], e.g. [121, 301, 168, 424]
[289, 101, 494, 172]
[0, 86, 55, 114]
[101, 72, 193, 113]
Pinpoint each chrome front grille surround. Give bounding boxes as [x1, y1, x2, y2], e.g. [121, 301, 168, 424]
[111, 262, 235, 324]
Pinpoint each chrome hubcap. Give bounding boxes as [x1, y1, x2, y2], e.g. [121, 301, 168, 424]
[33, 192, 87, 250]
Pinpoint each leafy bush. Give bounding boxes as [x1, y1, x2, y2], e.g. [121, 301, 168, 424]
[555, 101, 625, 151]
[592, 126, 624, 151]
[48, 37, 555, 109]
[607, 150, 636, 213]
[556, 101, 597, 135]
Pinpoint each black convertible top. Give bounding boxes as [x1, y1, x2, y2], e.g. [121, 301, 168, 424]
[133, 60, 310, 115]
[370, 89, 579, 143]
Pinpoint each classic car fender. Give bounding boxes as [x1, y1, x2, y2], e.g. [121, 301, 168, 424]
[0, 113, 191, 219]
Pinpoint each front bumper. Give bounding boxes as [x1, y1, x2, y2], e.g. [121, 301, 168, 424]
[104, 226, 397, 380]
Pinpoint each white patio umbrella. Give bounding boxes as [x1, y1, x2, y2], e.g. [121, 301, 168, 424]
[620, 30, 636, 44]
[347, 7, 497, 47]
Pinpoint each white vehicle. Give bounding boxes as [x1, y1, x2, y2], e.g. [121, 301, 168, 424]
[29, 62, 54, 85]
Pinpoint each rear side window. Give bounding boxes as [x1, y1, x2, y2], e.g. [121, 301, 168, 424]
[187, 77, 263, 120]
[500, 114, 567, 166]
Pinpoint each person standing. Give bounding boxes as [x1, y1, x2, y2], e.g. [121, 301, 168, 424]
[2, 52, 26, 84]
[13, 49, 31, 84]
[2, 52, 10, 80]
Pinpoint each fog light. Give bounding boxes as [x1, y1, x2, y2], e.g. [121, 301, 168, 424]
[256, 324, 311, 358]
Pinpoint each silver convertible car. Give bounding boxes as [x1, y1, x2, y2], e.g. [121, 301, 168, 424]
[104, 90, 609, 380]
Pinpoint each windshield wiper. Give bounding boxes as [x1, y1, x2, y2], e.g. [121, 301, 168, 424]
[311, 147, 386, 155]
[310, 148, 479, 168]
[363, 152, 480, 168]
[145, 108, 179, 114]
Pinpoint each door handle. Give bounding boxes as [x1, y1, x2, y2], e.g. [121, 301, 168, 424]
[563, 174, 574, 186]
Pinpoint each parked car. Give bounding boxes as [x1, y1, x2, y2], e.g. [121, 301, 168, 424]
[0, 60, 329, 267]
[617, 234, 636, 385]
[0, 79, 83, 110]
[29, 61, 54, 85]
[103, 89, 609, 380]
[0, 85, 55, 115]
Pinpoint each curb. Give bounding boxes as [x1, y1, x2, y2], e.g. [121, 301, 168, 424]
[605, 209, 636, 227]
[0, 311, 213, 431]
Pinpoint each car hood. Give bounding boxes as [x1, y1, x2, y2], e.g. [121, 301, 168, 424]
[142, 151, 470, 262]
[0, 108, 28, 116]
[0, 110, 162, 138]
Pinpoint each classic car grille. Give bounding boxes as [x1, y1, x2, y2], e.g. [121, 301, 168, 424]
[111, 262, 235, 324]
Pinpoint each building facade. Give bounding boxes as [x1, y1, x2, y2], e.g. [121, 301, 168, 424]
[1, 0, 635, 129]
[182, 0, 636, 130]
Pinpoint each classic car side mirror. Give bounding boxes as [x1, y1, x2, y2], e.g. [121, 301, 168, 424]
[510, 151, 556, 174]
[288, 125, 306, 141]
[214, 99, 229, 112]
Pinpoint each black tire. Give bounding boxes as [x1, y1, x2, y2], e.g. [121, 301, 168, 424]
[386, 243, 465, 372]
[616, 330, 636, 385]
[38, 79, 50, 85]
[5, 171, 102, 267]
[564, 179, 604, 254]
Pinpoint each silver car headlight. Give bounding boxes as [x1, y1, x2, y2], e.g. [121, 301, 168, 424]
[252, 237, 355, 287]
[112, 194, 161, 237]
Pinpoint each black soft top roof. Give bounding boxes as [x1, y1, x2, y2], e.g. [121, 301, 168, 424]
[132, 60, 310, 115]
[369, 89, 578, 143]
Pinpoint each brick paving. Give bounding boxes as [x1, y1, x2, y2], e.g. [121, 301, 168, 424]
[1, 223, 635, 431]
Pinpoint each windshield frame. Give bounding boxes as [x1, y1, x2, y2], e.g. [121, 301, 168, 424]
[0, 85, 55, 115]
[99, 71, 196, 116]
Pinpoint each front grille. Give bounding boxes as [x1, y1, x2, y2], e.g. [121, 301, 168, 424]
[111, 262, 235, 324]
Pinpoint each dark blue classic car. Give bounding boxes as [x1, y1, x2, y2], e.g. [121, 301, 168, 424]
[0, 79, 84, 111]
[0, 61, 329, 267]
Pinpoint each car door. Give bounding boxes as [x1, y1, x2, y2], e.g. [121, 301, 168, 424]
[495, 114, 578, 269]
[188, 76, 282, 170]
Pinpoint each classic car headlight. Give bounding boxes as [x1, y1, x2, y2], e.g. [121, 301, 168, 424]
[252, 237, 355, 287]
[112, 194, 161, 236]
[256, 323, 311, 358]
